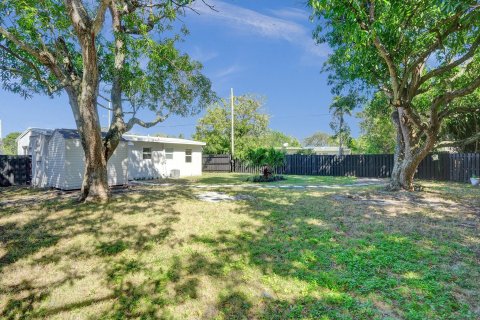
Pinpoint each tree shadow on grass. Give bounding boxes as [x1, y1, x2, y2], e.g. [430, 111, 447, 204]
[192, 188, 479, 319]
[0, 186, 193, 319]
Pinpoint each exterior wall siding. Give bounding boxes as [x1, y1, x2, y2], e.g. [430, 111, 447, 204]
[46, 132, 66, 189]
[64, 139, 129, 190]
[31, 134, 51, 187]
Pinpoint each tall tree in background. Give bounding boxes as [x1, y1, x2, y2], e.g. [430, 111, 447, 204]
[261, 130, 301, 149]
[356, 92, 396, 154]
[0, 132, 21, 155]
[303, 131, 337, 147]
[309, 0, 480, 190]
[0, 1, 214, 201]
[329, 94, 359, 155]
[194, 95, 269, 159]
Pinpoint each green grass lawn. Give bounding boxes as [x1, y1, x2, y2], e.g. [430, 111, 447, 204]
[176, 172, 359, 186]
[0, 176, 479, 319]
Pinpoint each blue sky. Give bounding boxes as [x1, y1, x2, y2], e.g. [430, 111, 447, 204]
[0, 0, 360, 141]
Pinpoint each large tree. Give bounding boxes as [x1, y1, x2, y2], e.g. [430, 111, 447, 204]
[309, 0, 480, 190]
[0, 0, 214, 201]
[194, 95, 269, 159]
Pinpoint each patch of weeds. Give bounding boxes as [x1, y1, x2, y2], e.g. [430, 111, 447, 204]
[174, 278, 199, 302]
[217, 292, 252, 320]
[166, 256, 182, 282]
[96, 240, 129, 256]
[107, 258, 143, 283]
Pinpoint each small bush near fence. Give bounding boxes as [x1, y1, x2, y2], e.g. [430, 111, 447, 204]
[202, 153, 480, 183]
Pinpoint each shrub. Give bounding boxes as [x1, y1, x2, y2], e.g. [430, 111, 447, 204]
[245, 147, 285, 180]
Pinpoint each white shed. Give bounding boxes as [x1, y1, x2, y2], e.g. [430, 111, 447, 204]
[45, 129, 129, 190]
[18, 128, 206, 190]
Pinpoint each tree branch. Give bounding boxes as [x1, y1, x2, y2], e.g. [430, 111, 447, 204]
[436, 132, 480, 148]
[92, 0, 110, 35]
[418, 33, 480, 87]
[64, 0, 92, 33]
[126, 113, 169, 131]
[0, 27, 43, 61]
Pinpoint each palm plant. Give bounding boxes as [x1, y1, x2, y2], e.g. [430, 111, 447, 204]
[245, 147, 285, 179]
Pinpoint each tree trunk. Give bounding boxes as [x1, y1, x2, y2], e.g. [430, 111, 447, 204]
[388, 107, 437, 191]
[77, 33, 109, 202]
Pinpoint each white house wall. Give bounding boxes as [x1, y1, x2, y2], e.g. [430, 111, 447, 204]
[17, 131, 32, 155]
[164, 144, 203, 177]
[128, 141, 167, 179]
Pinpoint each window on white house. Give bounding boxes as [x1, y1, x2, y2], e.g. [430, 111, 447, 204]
[143, 147, 152, 160]
[165, 148, 174, 159]
[185, 149, 192, 163]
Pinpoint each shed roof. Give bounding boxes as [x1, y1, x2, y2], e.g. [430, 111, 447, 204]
[17, 128, 53, 141]
[54, 129, 127, 141]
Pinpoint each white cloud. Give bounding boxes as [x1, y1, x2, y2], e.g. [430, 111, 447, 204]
[214, 64, 242, 79]
[270, 7, 310, 21]
[190, 1, 329, 58]
[190, 46, 219, 63]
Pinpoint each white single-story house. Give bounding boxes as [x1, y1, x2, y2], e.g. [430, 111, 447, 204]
[17, 128, 205, 190]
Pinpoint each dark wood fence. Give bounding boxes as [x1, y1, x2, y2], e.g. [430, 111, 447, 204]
[202, 154, 232, 172]
[203, 153, 480, 183]
[0, 156, 32, 187]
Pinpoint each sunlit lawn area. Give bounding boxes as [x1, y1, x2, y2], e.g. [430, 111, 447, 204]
[0, 175, 479, 319]
[176, 172, 359, 186]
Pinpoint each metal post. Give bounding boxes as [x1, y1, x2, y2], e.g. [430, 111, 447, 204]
[230, 88, 234, 157]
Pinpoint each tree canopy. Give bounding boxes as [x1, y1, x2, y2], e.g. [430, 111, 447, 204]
[309, 0, 480, 190]
[0, 132, 21, 155]
[303, 132, 337, 147]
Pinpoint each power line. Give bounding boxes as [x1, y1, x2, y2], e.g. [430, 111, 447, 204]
[153, 113, 334, 128]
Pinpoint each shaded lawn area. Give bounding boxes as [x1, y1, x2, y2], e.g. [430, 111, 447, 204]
[174, 172, 359, 186]
[0, 177, 479, 319]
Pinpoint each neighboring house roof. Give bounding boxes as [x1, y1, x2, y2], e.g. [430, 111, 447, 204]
[123, 134, 206, 146]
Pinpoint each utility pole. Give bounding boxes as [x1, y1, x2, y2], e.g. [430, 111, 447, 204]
[230, 88, 234, 157]
[230, 88, 235, 172]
